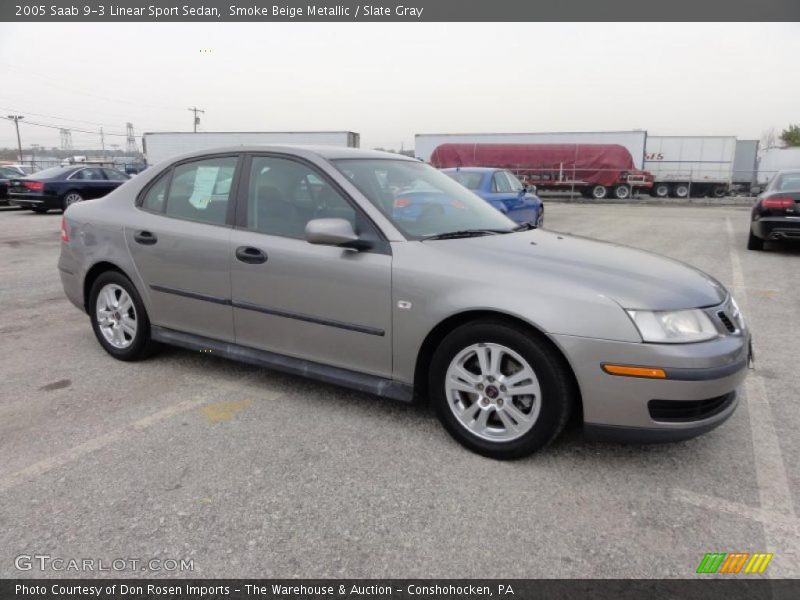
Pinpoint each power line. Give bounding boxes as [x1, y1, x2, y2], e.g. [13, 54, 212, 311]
[0, 105, 128, 128]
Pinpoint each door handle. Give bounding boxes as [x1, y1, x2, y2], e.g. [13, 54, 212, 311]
[235, 246, 267, 264]
[134, 230, 157, 245]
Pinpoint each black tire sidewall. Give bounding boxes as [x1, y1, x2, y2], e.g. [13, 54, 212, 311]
[429, 321, 573, 459]
[89, 271, 153, 361]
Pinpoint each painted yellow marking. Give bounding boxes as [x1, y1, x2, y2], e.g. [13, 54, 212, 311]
[199, 399, 252, 423]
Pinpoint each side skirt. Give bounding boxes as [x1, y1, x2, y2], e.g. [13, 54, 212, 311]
[150, 326, 414, 403]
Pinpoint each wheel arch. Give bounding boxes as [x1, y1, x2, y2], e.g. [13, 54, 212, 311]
[82, 261, 134, 313]
[413, 309, 584, 419]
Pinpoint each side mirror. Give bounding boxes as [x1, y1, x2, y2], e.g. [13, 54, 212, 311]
[305, 218, 365, 250]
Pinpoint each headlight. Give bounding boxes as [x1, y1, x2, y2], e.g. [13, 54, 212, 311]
[626, 309, 718, 343]
[729, 296, 745, 329]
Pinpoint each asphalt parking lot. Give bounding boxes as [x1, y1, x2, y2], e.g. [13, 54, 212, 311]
[0, 203, 798, 579]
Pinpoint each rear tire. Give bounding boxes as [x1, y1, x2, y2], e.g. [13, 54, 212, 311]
[672, 183, 690, 199]
[747, 230, 764, 251]
[613, 185, 631, 200]
[62, 191, 83, 211]
[429, 319, 574, 459]
[590, 185, 608, 200]
[652, 183, 670, 198]
[712, 186, 727, 198]
[89, 271, 159, 361]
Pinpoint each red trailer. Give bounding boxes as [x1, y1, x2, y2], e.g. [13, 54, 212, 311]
[429, 143, 654, 200]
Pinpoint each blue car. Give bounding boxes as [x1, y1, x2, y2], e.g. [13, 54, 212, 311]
[442, 167, 543, 226]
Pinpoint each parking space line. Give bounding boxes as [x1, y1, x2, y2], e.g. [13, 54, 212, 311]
[0, 379, 282, 494]
[685, 218, 800, 576]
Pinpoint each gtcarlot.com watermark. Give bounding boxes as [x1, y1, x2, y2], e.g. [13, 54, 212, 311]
[15, 554, 194, 573]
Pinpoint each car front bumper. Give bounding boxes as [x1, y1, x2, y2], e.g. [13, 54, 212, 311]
[551, 331, 750, 443]
[751, 216, 800, 241]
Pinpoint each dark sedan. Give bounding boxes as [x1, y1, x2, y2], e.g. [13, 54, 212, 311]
[0, 165, 28, 204]
[8, 166, 129, 213]
[748, 170, 800, 250]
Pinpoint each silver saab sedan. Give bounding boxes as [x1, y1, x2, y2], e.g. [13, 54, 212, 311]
[58, 146, 751, 459]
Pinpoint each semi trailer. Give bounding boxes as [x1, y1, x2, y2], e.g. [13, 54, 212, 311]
[644, 136, 737, 198]
[429, 143, 654, 199]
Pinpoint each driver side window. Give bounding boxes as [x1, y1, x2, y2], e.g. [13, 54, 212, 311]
[245, 156, 357, 239]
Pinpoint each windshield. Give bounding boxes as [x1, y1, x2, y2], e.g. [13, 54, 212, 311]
[332, 159, 515, 239]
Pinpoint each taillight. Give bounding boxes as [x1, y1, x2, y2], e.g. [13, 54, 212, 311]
[24, 181, 44, 191]
[394, 197, 411, 208]
[60, 217, 69, 242]
[762, 196, 794, 210]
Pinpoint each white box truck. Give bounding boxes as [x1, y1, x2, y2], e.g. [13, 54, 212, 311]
[757, 147, 800, 187]
[142, 131, 360, 165]
[644, 136, 736, 198]
[414, 130, 648, 168]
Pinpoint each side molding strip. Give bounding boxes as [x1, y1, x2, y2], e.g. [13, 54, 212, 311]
[149, 284, 384, 336]
[150, 326, 413, 403]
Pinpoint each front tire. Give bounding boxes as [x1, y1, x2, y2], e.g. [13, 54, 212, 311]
[747, 230, 764, 251]
[89, 271, 158, 361]
[652, 183, 670, 198]
[429, 320, 574, 459]
[613, 185, 631, 200]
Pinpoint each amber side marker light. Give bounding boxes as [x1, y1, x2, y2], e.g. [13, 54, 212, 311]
[602, 364, 667, 379]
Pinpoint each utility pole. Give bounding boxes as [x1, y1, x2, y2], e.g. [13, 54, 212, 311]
[188, 106, 205, 132]
[7, 115, 24, 163]
[100, 127, 105, 156]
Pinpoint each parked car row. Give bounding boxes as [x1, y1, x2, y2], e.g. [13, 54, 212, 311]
[6, 165, 129, 213]
[58, 145, 751, 459]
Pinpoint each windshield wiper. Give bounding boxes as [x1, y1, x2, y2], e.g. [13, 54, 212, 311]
[421, 229, 510, 241]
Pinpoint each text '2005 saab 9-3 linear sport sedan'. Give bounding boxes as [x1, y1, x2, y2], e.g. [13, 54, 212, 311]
[58, 146, 751, 459]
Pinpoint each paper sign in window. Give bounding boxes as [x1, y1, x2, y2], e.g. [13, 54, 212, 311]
[189, 166, 220, 209]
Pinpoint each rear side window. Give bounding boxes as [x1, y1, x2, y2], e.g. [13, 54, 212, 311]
[164, 157, 237, 226]
[141, 173, 170, 212]
[72, 168, 105, 181]
[103, 169, 129, 181]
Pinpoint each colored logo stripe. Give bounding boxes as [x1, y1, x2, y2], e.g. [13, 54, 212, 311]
[696, 552, 773, 574]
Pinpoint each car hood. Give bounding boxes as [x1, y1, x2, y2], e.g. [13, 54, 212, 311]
[425, 229, 727, 310]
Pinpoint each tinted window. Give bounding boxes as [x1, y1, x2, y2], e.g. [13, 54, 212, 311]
[246, 156, 357, 239]
[72, 168, 105, 181]
[103, 169, 129, 181]
[492, 171, 513, 193]
[774, 173, 800, 192]
[29, 167, 72, 179]
[165, 157, 237, 225]
[141, 173, 170, 212]
[445, 171, 484, 190]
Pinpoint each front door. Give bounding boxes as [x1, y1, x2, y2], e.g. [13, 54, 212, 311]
[229, 154, 392, 378]
[124, 155, 240, 342]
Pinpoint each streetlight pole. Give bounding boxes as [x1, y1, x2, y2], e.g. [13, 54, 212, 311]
[7, 115, 24, 163]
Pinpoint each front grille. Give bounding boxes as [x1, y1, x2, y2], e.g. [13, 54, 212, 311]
[648, 392, 736, 423]
[717, 311, 736, 333]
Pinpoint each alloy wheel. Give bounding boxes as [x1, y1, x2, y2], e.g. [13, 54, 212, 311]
[96, 283, 137, 349]
[444, 342, 542, 442]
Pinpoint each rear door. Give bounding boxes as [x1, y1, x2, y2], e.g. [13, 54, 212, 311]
[229, 153, 392, 377]
[69, 168, 110, 199]
[124, 155, 240, 342]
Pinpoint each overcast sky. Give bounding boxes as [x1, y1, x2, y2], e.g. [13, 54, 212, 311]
[1, 22, 798, 152]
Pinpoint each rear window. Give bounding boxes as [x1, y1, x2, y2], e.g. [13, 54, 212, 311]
[774, 173, 800, 192]
[29, 167, 71, 179]
[445, 171, 484, 190]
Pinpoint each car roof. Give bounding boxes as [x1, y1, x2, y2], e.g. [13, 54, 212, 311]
[159, 145, 417, 165]
[441, 167, 499, 173]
